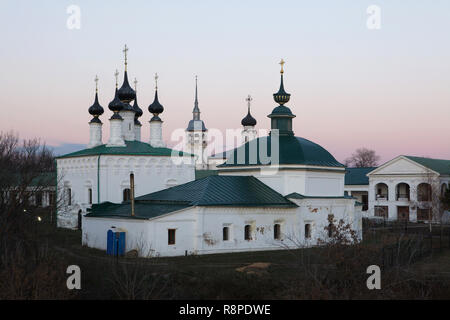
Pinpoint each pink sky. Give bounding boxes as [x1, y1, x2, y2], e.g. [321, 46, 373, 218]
[1, 1, 449, 164]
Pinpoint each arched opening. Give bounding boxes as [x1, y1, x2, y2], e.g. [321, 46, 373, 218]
[375, 183, 389, 200]
[417, 183, 432, 201]
[123, 188, 131, 202]
[77, 210, 82, 230]
[274, 224, 281, 240]
[244, 225, 251, 241]
[396, 183, 410, 200]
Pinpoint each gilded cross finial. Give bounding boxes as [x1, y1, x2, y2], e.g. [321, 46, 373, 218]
[123, 44, 129, 71]
[246, 94, 253, 112]
[279, 59, 285, 74]
[154, 73, 159, 90]
[114, 69, 119, 88]
[94, 75, 99, 93]
[134, 78, 138, 92]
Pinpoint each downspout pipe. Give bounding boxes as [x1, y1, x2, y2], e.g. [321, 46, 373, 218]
[130, 172, 135, 216]
[97, 155, 101, 204]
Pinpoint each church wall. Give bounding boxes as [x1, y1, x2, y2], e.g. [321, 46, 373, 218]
[219, 167, 345, 197]
[57, 154, 195, 229]
[82, 197, 362, 257]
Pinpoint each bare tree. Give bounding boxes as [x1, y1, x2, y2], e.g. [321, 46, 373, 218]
[344, 147, 380, 167]
[0, 131, 74, 299]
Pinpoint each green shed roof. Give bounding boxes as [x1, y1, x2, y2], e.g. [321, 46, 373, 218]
[344, 167, 377, 185]
[218, 135, 343, 168]
[404, 156, 450, 175]
[85, 201, 191, 219]
[56, 140, 192, 159]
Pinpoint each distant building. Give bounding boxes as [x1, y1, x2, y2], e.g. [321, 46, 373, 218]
[344, 167, 376, 211]
[367, 155, 450, 222]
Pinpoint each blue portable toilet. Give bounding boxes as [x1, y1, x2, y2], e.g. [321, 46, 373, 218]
[107, 228, 126, 256]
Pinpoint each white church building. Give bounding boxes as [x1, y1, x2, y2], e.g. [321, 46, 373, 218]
[79, 58, 363, 257]
[56, 47, 195, 229]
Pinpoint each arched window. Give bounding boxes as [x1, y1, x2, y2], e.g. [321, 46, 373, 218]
[441, 184, 448, 198]
[305, 224, 311, 239]
[375, 183, 389, 200]
[417, 183, 432, 201]
[395, 183, 410, 200]
[274, 224, 281, 240]
[123, 188, 131, 202]
[244, 225, 251, 241]
[223, 227, 229, 241]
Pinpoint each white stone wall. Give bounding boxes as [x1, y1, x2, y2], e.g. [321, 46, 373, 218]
[219, 166, 345, 197]
[87, 122, 103, 148]
[83, 197, 362, 257]
[119, 110, 136, 141]
[57, 154, 195, 229]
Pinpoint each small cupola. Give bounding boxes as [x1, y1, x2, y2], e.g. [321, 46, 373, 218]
[88, 75, 104, 123]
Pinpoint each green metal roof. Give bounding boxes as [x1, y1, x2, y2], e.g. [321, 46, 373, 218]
[85, 201, 191, 219]
[136, 176, 297, 207]
[285, 192, 354, 200]
[344, 167, 377, 185]
[56, 140, 192, 159]
[218, 135, 344, 168]
[195, 169, 218, 180]
[86, 175, 297, 220]
[404, 156, 450, 175]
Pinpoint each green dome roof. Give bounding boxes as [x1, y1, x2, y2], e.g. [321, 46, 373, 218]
[218, 135, 344, 168]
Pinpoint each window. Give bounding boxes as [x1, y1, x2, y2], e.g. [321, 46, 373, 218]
[374, 206, 388, 218]
[327, 214, 334, 238]
[223, 227, 229, 241]
[168, 229, 176, 245]
[244, 225, 252, 240]
[305, 224, 311, 239]
[48, 191, 55, 206]
[417, 208, 431, 221]
[274, 223, 281, 240]
[66, 188, 72, 206]
[123, 188, 131, 202]
[35, 191, 43, 207]
[88, 188, 92, 204]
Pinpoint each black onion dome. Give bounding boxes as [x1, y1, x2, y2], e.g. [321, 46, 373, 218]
[241, 111, 257, 126]
[133, 94, 143, 118]
[117, 71, 136, 103]
[88, 92, 104, 117]
[108, 88, 125, 113]
[273, 74, 291, 105]
[148, 90, 164, 115]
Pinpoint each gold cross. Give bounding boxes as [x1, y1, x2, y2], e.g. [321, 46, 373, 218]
[154, 73, 159, 90]
[134, 78, 138, 92]
[94, 75, 99, 92]
[246, 94, 252, 111]
[123, 44, 129, 70]
[114, 69, 119, 88]
[279, 58, 285, 74]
